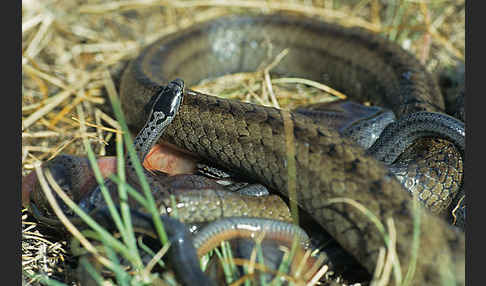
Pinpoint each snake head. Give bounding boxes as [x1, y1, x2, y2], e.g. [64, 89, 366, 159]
[137, 79, 186, 162]
[150, 78, 185, 119]
[22, 155, 117, 221]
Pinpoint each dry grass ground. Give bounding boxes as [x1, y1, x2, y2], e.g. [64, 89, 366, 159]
[21, 0, 465, 285]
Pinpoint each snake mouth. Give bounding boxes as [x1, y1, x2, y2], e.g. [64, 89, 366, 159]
[21, 156, 117, 212]
[22, 143, 198, 212]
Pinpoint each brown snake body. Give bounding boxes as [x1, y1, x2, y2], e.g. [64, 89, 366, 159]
[120, 14, 465, 285]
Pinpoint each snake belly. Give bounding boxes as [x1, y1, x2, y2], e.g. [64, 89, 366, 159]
[120, 14, 465, 286]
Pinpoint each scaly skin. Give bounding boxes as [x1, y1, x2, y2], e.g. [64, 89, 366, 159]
[120, 14, 465, 285]
[121, 13, 464, 220]
[157, 189, 292, 224]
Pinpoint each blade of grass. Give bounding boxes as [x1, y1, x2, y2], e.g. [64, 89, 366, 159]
[244, 239, 258, 281]
[33, 163, 115, 269]
[169, 194, 179, 218]
[23, 271, 68, 286]
[271, 77, 347, 99]
[302, 252, 326, 282]
[143, 242, 171, 276]
[79, 256, 106, 286]
[40, 165, 137, 264]
[254, 236, 268, 286]
[374, 218, 399, 286]
[371, 247, 387, 283]
[388, 0, 410, 41]
[270, 235, 299, 285]
[103, 71, 169, 246]
[326, 198, 388, 245]
[75, 232, 132, 283]
[242, 264, 252, 286]
[76, 103, 129, 247]
[231, 257, 298, 284]
[214, 247, 234, 284]
[223, 240, 238, 284]
[108, 175, 150, 209]
[282, 109, 299, 226]
[79, 0, 381, 32]
[104, 244, 130, 286]
[116, 131, 144, 269]
[402, 192, 421, 286]
[36, 166, 142, 282]
[306, 264, 329, 286]
[137, 236, 166, 268]
[325, 197, 403, 283]
[293, 249, 311, 279]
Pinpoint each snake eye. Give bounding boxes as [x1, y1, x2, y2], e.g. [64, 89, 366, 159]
[151, 79, 185, 116]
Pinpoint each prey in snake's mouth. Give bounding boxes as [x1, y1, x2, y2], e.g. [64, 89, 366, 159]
[21, 145, 196, 210]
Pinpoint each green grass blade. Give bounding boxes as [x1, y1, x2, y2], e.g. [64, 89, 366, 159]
[76, 104, 128, 249]
[137, 236, 166, 269]
[105, 77, 169, 246]
[108, 175, 149, 209]
[402, 194, 421, 286]
[255, 239, 268, 286]
[79, 256, 106, 285]
[104, 244, 130, 286]
[115, 133, 143, 269]
[23, 271, 68, 286]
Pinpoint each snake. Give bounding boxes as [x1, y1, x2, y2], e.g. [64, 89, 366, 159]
[21, 13, 465, 285]
[118, 13, 465, 285]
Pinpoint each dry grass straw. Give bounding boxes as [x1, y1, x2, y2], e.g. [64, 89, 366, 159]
[203, 229, 335, 285]
[33, 163, 115, 270]
[22, 0, 464, 285]
[22, 209, 67, 280]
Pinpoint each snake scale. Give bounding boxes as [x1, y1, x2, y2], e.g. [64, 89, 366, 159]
[119, 14, 465, 285]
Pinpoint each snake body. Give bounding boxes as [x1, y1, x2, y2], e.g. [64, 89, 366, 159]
[120, 14, 465, 285]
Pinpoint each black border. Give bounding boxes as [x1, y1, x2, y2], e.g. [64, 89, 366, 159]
[14, 0, 21, 285]
[465, 0, 473, 285]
